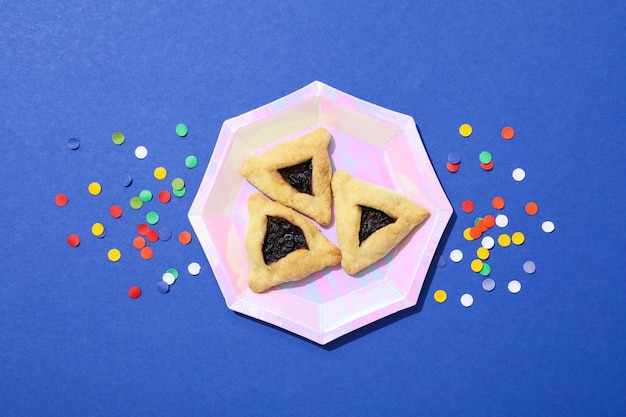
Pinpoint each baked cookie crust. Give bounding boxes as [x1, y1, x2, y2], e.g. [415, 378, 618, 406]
[241, 127, 333, 226]
[331, 170, 430, 275]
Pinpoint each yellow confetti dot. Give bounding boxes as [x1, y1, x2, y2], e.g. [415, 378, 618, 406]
[471, 259, 483, 272]
[108, 248, 121, 262]
[88, 181, 102, 195]
[434, 289, 447, 303]
[459, 123, 473, 137]
[154, 166, 167, 180]
[463, 227, 474, 241]
[477, 246, 490, 260]
[498, 233, 511, 247]
[91, 222, 105, 237]
[511, 231, 525, 245]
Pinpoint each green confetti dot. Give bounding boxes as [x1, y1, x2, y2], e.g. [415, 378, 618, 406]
[171, 178, 185, 191]
[474, 217, 483, 227]
[130, 197, 143, 210]
[166, 268, 179, 279]
[176, 123, 188, 137]
[479, 151, 492, 164]
[146, 211, 159, 225]
[139, 189, 153, 202]
[173, 187, 186, 197]
[185, 155, 198, 169]
[479, 262, 491, 276]
[112, 132, 125, 145]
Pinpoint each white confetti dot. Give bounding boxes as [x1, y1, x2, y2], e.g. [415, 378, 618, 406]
[523, 260, 536, 274]
[482, 278, 496, 292]
[162, 272, 176, 285]
[508, 280, 522, 294]
[188, 262, 201, 276]
[481, 236, 495, 249]
[450, 249, 464, 263]
[135, 145, 148, 159]
[460, 293, 474, 307]
[495, 214, 509, 228]
[512, 168, 526, 181]
[542, 221, 555, 233]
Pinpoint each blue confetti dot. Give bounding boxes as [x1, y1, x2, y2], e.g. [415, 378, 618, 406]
[159, 228, 171, 241]
[119, 174, 133, 187]
[156, 281, 169, 293]
[67, 137, 80, 150]
[447, 152, 461, 164]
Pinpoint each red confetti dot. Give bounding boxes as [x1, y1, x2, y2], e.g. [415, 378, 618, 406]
[55, 193, 68, 207]
[110, 205, 123, 218]
[446, 161, 460, 173]
[67, 234, 80, 247]
[128, 286, 142, 299]
[461, 200, 474, 213]
[480, 161, 494, 171]
[146, 229, 159, 242]
[137, 223, 150, 236]
[158, 190, 171, 203]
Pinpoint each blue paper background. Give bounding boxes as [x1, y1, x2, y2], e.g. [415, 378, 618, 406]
[1, 1, 625, 416]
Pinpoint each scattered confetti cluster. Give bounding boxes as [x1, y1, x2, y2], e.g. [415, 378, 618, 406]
[56, 125, 202, 299]
[436, 123, 556, 307]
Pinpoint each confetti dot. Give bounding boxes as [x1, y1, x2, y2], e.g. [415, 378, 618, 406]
[173, 187, 186, 197]
[119, 174, 133, 187]
[171, 178, 185, 191]
[158, 190, 171, 203]
[137, 223, 149, 236]
[154, 167, 167, 180]
[162, 272, 176, 286]
[480, 160, 494, 171]
[92, 222, 105, 238]
[446, 161, 460, 173]
[132, 236, 146, 249]
[523, 260, 536, 274]
[146, 211, 159, 225]
[156, 281, 170, 294]
[481, 236, 495, 249]
[140, 247, 153, 260]
[508, 280, 521, 294]
[479, 151, 492, 164]
[158, 228, 171, 241]
[128, 286, 142, 299]
[110, 205, 123, 218]
[482, 278, 496, 292]
[135, 145, 148, 160]
[67, 234, 80, 247]
[434, 289, 447, 303]
[176, 123, 188, 137]
[167, 268, 179, 279]
[185, 155, 198, 169]
[512, 168, 526, 182]
[495, 214, 509, 228]
[460, 293, 474, 307]
[459, 123, 472, 137]
[461, 200, 474, 213]
[88, 182, 101, 196]
[179, 231, 192, 245]
[450, 249, 463, 263]
[469, 227, 482, 240]
[542, 221, 555, 233]
[479, 262, 491, 276]
[501, 126, 515, 140]
[130, 197, 143, 210]
[55, 193, 68, 207]
[146, 229, 159, 242]
[448, 152, 461, 164]
[188, 262, 201, 276]
[525, 202, 539, 215]
[477, 247, 490, 260]
[112, 132, 125, 145]
[67, 138, 80, 150]
[470, 259, 483, 272]
[108, 248, 121, 262]
[492, 196, 505, 210]
[498, 234, 511, 247]
[463, 228, 474, 241]
[139, 190, 153, 203]
[511, 231, 525, 245]
[482, 215, 495, 229]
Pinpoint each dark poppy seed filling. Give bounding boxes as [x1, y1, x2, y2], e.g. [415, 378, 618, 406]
[358, 205, 396, 245]
[277, 159, 313, 195]
[262, 216, 309, 265]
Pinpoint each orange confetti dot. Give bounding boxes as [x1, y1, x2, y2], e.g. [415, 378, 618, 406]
[525, 201, 539, 215]
[179, 231, 192, 245]
[482, 215, 495, 228]
[469, 227, 483, 239]
[501, 126, 515, 140]
[492, 196, 505, 210]
[132, 236, 146, 250]
[140, 246, 153, 260]
[477, 219, 488, 233]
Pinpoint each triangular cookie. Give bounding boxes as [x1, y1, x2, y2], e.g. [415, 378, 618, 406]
[331, 170, 430, 275]
[245, 193, 341, 293]
[241, 127, 333, 226]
